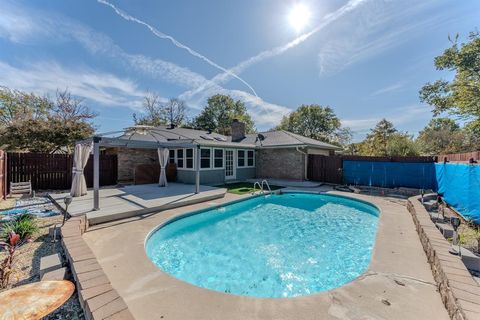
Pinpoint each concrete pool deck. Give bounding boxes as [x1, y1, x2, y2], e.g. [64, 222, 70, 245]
[82, 189, 450, 320]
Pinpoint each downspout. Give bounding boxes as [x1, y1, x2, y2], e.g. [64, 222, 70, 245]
[296, 146, 309, 181]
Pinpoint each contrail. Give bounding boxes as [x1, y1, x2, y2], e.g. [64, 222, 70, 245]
[96, 0, 258, 97]
[181, 0, 368, 100]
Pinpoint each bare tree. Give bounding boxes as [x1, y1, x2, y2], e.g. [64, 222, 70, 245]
[133, 93, 187, 127]
[164, 98, 186, 127]
[52, 89, 97, 123]
[133, 91, 166, 127]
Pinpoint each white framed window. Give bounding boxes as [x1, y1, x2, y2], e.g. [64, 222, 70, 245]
[237, 150, 245, 167]
[247, 150, 255, 167]
[185, 148, 194, 169]
[237, 149, 255, 168]
[177, 149, 184, 168]
[200, 148, 211, 169]
[213, 148, 224, 169]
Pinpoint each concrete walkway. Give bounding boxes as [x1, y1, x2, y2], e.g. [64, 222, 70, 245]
[83, 190, 450, 320]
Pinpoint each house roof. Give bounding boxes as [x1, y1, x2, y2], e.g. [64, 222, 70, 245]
[97, 125, 340, 150]
[236, 130, 340, 150]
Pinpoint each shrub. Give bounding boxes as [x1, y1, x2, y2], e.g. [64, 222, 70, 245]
[1, 214, 39, 241]
[0, 231, 21, 289]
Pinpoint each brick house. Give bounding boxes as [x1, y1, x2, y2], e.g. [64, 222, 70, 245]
[110, 121, 340, 185]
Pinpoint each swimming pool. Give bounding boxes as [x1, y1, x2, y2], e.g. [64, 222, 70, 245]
[145, 192, 379, 298]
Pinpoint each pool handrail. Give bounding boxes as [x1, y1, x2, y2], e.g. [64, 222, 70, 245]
[252, 181, 262, 194]
[261, 180, 271, 193]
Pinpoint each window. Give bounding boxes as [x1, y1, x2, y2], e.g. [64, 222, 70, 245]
[177, 149, 184, 168]
[169, 149, 175, 164]
[237, 150, 245, 167]
[185, 148, 194, 169]
[214, 149, 223, 168]
[247, 150, 254, 167]
[200, 148, 211, 169]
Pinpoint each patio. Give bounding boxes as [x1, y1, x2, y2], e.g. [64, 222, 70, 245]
[50, 183, 226, 225]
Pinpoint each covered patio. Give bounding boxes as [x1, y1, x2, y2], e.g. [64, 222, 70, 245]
[51, 126, 226, 225]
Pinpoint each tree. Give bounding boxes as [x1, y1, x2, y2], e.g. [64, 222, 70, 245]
[164, 98, 187, 127]
[0, 87, 51, 125]
[331, 127, 353, 148]
[275, 104, 343, 143]
[0, 87, 96, 153]
[386, 134, 419, 156]
[192, 94, 255, 135]
[358, 119, 397, 156]
[133, 93, 187, 127]
[420, 31, 480, 137]
[52, 90, 96, 123]
[133, 92, 166, 127]
[416, 118, 465, 155]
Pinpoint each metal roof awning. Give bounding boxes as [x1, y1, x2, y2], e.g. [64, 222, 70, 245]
[75, 126, 202, 212]
[97, 137, 198, 149]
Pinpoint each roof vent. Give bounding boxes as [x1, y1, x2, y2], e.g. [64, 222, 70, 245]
[214, 137, 227, 142]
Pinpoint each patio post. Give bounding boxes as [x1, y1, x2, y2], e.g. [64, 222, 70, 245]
[93, 136, 101, 210]
[195, 145, 200, 194]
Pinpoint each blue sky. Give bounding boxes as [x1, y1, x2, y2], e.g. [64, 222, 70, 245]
[0, 0, 478, 141]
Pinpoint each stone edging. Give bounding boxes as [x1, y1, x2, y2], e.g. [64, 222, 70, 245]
[407, 195, 480, 320]
[61, 216, 134, 320]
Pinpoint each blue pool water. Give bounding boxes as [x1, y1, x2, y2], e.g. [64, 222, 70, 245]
[145, 192, 379, 298]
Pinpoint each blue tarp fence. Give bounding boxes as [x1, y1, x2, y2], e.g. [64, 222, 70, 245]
[342, 160, 480, 223]
[343, 161, 437, 190]
[435, 163, 480, 223]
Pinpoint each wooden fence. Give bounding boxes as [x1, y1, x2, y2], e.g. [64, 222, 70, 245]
[307, 155, 343, 184]
[341, 155, 437, 163]
[0, 151, 6, 200]
[7, 153, 117, 192]
[438, 151, 480, 163]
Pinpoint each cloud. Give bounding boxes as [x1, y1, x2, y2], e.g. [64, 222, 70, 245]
[0, 0, 57, 43]
[178, 85, 291, 129]
[181, 0, 369, 101]
[342, 104, 432, 140]
[0, 0, 295, 129]
[96, 0, 258, 97]
[371, 82, 405, 96]
[0, 61, 148, 110]
[316, 1, 460, 76]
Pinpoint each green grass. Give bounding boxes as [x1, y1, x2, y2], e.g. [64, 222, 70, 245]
[218, 182, 283, 195]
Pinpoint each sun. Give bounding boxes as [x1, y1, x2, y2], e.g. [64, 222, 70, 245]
[288, 3, 312, 32]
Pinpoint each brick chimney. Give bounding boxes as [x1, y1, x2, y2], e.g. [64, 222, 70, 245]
[231, 119, 246, 142]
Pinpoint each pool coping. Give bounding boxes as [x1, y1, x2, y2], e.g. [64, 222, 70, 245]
[142, 190, 381, 299]
[407, 195, 480, 320]
[80, 189, 453, 319]
[60, 216, 135, 320]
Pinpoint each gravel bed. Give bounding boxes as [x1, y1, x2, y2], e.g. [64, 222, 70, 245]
[0, 215, 84, 319]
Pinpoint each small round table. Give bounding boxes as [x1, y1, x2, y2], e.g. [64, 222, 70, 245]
[0, 280, 75, 319]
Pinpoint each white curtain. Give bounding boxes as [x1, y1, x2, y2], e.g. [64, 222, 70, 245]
[158, 148, 169, 187]
[70, 143, 92, 197]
